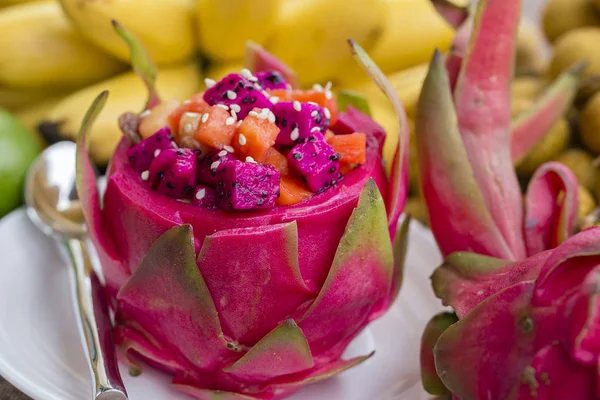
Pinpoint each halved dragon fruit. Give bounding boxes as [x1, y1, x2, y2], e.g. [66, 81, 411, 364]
[192, 185, 217, 208]
[148, 148, 197, 199]
[196, 149, 236, 186]
[203, 73, 272, 119]
[287, 133, 341, 193]
[255, 71, 288, 90]
[215, 160, 280, 210]
[127, 127, 175, 172]
[273, 101, 329, 146]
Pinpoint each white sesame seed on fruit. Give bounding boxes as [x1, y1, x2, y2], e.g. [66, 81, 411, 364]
[201, 113, 209, 123]
[293, 101, 301, 112]
[226, 90, 237, 100]
[140, 109, 151, 118]
[241, 69, 253, 79]
[324, 107, 331, 119]
[171, 141, 178, 149]
[325, 81, 333, 91]
[249, 111, 259, 118]
[311, 127, 321, 133]
[308, 101, 318, 106]
[237, 120, 243, 127]
[249, 76, 258, 82]
[225, 117, 235, 126]
[195, 188, 206, 200]
[224, 145, 234, 153]
[230, 104, 241, 113]
[245, 156, 256, 163]
[216, 104, 229, 110]
[183, 100, 192, 105]
[141, 170, 149, 181]
[269, 96, 279, 104]
[218, 150, 228, 157]
[184, 123, 193, 134]
[312, 83, 324, 92]
[325, 90, 333, 100]
[154, 149, 161, 157]
[205, 78, 216, 88]
[210, 161, 220, 170]
[311, 110, 318, 117]
[183, 112, 201, 118]
[290, 127, 300, 141]
[238, 133, 247, 145]
[230, 110, 238, 120]
[267, 111, 276, 124]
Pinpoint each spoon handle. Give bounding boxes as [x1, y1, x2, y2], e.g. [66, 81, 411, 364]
[63, 237, 128, 400]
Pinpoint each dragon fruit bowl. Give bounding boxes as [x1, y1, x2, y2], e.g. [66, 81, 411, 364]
[75, 26, 410, 400]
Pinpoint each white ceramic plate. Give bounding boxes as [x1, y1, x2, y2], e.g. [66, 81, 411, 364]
[0, 209, 443, 400]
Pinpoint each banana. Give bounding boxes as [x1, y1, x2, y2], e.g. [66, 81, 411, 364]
[0, 1, 126, 88]
[59, 0, 196, 65]
[16, 96, 64, 133]
[265, 0, 388, 86]
[41, 64, 203, 165]
[197, 0, 282, 61]
[0, 0, 41, 6]
[0, 84, 71, 111]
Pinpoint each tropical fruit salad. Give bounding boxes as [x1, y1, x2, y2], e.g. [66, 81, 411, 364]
[76, 24, 409, 400]
[126, 69, 368, 211]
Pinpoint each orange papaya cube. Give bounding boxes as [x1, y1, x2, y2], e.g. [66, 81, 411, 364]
[327, 132, 367, 165]
[324, 129, 335, 141]
[194, 106, 237, 149]
[232, 110, 280, 162]
[169, 96, 210, 135]
[264, 147, 289, 175]
[266, 88, 293, 102]
[276, 175, 313, 206]
[291, 89, 338, 124]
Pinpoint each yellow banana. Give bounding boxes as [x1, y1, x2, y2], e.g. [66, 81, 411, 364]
[0, 0, 41, 6]
[265, 0, 388, 86]
[59, 0, 196, 65]
[0, 84, 71, 111]
[15, 96, 64, 133]
[0, 1, 126, 88]
[197, 0, 282, 61]
[41, 64, 203, 165]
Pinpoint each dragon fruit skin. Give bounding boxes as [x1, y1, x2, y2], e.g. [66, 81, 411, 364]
[203, 73, 272, 119]
[77, 78, 409, 399]
[126, 127, 175, 173]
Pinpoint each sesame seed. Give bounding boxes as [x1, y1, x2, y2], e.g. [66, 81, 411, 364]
[241, 69, 253, 79]
[230, 104, 241, 113]
[267, 111, 276, 124]
[312, 83, 324, 92]
[311, 127, 321, 133]
[225, 117, 235, 125]
[249, 111, 260, 118]
[246, 156, 256, 163]
[154, 149, 161, 157]
[177, 198, 192, 204]
[140, 109, 151, 118]
[293, 101, 302, 112]
[311, 110, 318, 117]
[201, 113, 209, 123]
[226, 90, 237, 100]
[218, 150, 228, 157]
[238, 133, 247, 145]
[171, 141, 178, 149]
[249, 76, 258, 82]
[224, 145, 234, 153]
[237, 120, 243, 127]
[184, 123, 193, 134]
[141, 170, 149, 181]
[230, 110, 238, 120]
[205, 78, 216, 88]
[183, 99, 191, 105]
[195, 188, 206, 200]
[325, 81, 333, 91]
[324, 107, 331, 119]
[270, 96, 279, 104]
[216, 104, 229, 110]
[308, 101, 319, 106]
[325, 90, 333, 100]
[183, 112, 201, 119]
[290, 127, 300, 141]
[210, 161, 220, 170]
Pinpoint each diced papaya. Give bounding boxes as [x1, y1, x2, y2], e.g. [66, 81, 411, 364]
[178, 112, 202, 149]
[264, 147, 289, 175]
[194, 106, 237, 149]
[266, 89, 293, 102]
[168, 96, 209, 136]
[327, 132, 367, 165]
[276, 176, 313, 206]
[291, 90, 338, 124]
[339, 164, 354, 175]
[139, 99, 181, 139]
[233, 110, 280, 162]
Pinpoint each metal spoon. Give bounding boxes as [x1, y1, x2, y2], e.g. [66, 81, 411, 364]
[24, 141, 128, 400]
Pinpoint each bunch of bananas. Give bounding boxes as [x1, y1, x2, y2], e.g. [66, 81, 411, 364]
[0, 0, 456, 167]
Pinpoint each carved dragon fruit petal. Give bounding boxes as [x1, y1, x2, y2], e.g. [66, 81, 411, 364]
[432, 251, 550, 318]
[348, 39, 410, 232]
[524, 162, 578, 256]
[112, 20, 160, 110]
[534, 226, 600, 307]
[298, 179, 393, 355]
[430, 0, 471, 29]
[434, 281, 537, 400]
[173, 383, 262, 400]
[446, 17, 473, 93]
[116, 225, 231, 371]
[515, 343, 595, 400]
[416, 50, 514, 259]
[453, 0, 526, 261]
[223, 319, 313, 382]
[197, 222, 312, 344]
[244, 41, 299, 89]
[420, 312, 457, 396]
[511, 64, 584, 163]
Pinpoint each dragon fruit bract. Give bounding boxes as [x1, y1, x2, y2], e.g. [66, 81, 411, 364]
[75, 30, 410, 399]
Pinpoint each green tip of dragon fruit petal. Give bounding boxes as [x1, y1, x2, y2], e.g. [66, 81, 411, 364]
[389, 215, 411, 303]
[223, 319, 313, 382]
[420, 312, 457, 396]
[337, 90, 372, 116]
[112, 19, 160, 110]
[430, 0, 471, 29]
